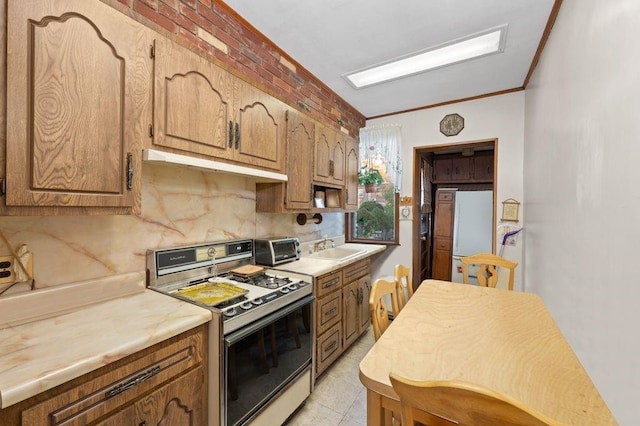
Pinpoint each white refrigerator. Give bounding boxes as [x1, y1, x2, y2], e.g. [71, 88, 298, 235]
[450, 190, 493, 284]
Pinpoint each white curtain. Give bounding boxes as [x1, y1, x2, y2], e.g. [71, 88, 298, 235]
[359, 124, 403, 192]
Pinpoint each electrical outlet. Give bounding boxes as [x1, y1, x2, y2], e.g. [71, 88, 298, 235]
[0, 255, 15, 284]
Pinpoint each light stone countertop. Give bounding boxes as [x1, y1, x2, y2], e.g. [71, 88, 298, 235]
[0, 243, 384, 409]
[273, 243, 386, 277]
[0, 284, 212, 409]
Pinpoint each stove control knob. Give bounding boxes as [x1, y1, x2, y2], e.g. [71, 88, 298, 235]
[252, 297, 264, 305]
[240, 302, 252, 310]
[224, 307, 237, 317]
[280, 287, 290, 294]
[288, 283, 298, 291]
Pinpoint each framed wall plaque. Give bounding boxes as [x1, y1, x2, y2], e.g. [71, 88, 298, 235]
[501, 198, 520, 222]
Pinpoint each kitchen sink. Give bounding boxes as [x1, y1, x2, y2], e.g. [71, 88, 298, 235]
[308, 247, 365, 260]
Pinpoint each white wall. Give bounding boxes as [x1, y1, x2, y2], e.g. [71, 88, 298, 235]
[366, 92, 526, 288]
[524, 0, 640, 422]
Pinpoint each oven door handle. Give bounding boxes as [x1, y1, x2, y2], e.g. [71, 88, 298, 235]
[224, 295, 315, 346]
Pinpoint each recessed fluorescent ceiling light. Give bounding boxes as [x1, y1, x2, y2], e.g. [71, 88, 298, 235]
[344, 25, 508, 89]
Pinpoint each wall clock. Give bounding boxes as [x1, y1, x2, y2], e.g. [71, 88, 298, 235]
[440, 113, 464, 136]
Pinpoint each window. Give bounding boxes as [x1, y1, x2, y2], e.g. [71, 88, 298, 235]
[346, 125, 402, 245]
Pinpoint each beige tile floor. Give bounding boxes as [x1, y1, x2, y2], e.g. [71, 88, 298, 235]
[284, 328, 376, 426]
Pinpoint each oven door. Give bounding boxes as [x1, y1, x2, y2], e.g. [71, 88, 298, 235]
[222, 295, 314, 426]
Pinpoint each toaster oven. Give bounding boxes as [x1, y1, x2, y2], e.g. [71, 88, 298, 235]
[254, 237, 301, 266]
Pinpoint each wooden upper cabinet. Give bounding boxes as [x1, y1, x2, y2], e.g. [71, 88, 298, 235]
[5, 0, 153, 214]
[314, 124, 346, 186]
[345, 138, 360, 211]
[433, 158, 453, 182]
[332, 132, 346, 185]
[451, 157, 470, 181]
[473, 151, 494, 182]
[234, 80, 286, 173]
[314, 123, 334, 184]
[153, 37, 233, 161]
[152, 37, 286, 173]
[285, 110, 314, 209]
[432, 152, 494, 183]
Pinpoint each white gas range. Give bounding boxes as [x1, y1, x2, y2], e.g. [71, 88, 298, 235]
[146, 239, 314, 426]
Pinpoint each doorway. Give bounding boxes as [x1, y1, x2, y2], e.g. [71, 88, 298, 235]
[411, 139, 497, 288]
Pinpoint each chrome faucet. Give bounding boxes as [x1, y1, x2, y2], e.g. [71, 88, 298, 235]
[314, 235, 334, 252]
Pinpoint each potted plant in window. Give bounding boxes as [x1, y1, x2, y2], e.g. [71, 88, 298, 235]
[358, 167, 384, 193]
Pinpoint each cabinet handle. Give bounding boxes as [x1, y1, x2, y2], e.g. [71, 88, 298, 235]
[105, 365, 160, 399]
[126, 152, 133, 190]
[139, 422, 147, 426]
[235, 122, 240, 149]
[228, 121, 234, 147]
[325, 307, 337, 316]
[322, 278, 339, 289]
[325, 341, 337, 352]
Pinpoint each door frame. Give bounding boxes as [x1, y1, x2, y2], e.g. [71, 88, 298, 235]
[411, 138, 498, 288]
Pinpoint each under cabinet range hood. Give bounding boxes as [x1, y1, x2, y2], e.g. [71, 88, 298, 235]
[143, 149, 288, 182]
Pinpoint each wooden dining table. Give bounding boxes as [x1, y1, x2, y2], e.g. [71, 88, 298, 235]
[358, 280, 616, 425]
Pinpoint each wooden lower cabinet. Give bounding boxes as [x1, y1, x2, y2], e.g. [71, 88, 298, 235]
[97, 366, 203, 426]
[432, 190, 455, 280]
[0, 325, 207, 426]
[342, 260, 371, 349]
[314, 259, 371, 378]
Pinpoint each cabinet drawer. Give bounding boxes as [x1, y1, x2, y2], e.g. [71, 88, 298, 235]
[316, 322, 342, 376]
[317, 292, 342, 336]
[437, 191, 454, 201]
[434, 238, 451, 251]
[316, 270, 343, 298]
[343, 258, 370, 282]
[18, 326, 206, 426]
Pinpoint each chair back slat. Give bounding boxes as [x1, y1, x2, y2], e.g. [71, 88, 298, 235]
[389, 374, 559, 426]
[394, 264, 413, 310]
[369, 278, 400, 341]
[461, 253, 518, 290]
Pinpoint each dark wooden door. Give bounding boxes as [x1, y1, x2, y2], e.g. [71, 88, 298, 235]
[432, 190, 455, 280]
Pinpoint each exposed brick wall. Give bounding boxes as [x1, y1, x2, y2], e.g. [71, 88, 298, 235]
[104, 0, 365, 137]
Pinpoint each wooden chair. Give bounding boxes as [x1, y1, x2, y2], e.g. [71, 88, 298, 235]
[394, 264, 414, 311]
[389, 373, 558, 426]
[369, 278, 400, 341]
[460, 253, 518, 290]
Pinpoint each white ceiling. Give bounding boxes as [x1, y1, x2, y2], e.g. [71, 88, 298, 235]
[221, 0, 557, 118]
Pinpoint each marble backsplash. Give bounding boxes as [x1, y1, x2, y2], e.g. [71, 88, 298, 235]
[0, 163, 344, 294]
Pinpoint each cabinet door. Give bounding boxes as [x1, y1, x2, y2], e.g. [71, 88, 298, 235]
[6, 0, 152, 212]
[342, 280, 359, 348]
[433, 158, 452, 182]
[331, 132, 347, 185]
[473, 153, 494, 182]
[314, 123, 334, 184]
[98, 367, 204, 426]
[136, 367, 204, 426]
[234, 80, 286, 173]
[451, 157, 470, 181]
[285, 110, 314, 209]
[344, 138, 360, 211]
[153, 37, 234, 161]
[358, 275, 371, 333]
